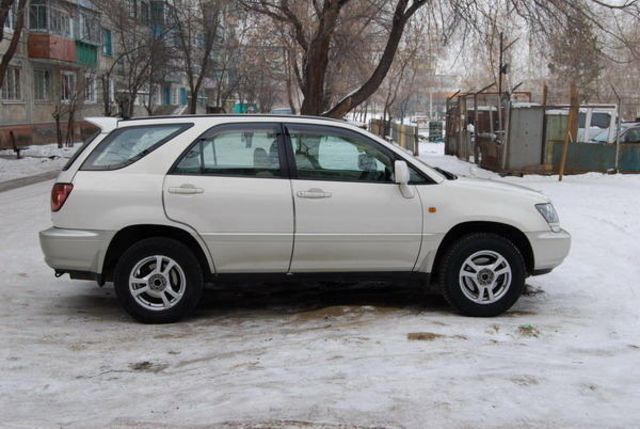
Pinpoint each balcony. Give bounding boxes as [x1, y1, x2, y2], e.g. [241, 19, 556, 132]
[28, 33, 76, 63]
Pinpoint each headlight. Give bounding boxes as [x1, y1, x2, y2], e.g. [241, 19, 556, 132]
[536, 203, 560, 227]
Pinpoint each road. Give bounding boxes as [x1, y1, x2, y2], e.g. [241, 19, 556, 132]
[1, 162, 639, 428]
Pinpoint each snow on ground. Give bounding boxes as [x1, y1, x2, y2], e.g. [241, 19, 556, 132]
[1, 147, 640, 428]
[0, 143, 80, 182]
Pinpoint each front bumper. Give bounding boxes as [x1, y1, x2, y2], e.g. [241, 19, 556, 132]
[39, 227, 115, 274]
[526, 228, 571, 272]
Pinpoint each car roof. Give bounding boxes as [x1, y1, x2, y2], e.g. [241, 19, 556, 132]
[120, 114, 347, 125]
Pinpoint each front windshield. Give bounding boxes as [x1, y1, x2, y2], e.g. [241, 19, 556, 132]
[591, 129, 611, 143]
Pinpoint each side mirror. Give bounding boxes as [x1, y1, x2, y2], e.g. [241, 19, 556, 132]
[394, 160, 410, 185]
[394, 160, 414, 198]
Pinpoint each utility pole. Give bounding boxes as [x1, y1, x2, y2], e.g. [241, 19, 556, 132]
[559, 82, 579, 181]
[498, 32, 504, 98]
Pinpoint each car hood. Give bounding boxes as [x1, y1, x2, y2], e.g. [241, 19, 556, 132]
[446, 176, 550, 203]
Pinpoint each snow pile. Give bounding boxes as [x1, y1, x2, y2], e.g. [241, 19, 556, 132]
[1, 151, 639, 428]
[0, 143, 80, 182]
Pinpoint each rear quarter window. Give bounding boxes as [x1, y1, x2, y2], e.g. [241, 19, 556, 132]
[81, 123, 192, 171]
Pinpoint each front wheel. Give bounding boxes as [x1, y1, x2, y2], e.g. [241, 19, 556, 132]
[113, 237, 203, 323]
[439, 233, 526, 317]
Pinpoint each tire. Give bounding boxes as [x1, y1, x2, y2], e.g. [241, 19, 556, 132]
[439, 233, 526, 317]
[113, 237, 204, 323]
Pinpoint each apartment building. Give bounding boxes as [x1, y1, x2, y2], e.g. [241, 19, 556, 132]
[0, 0, 192, 147]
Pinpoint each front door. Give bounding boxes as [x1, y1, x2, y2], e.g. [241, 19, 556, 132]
[163, 123, 293, 273]
[285, 124, 424, 272]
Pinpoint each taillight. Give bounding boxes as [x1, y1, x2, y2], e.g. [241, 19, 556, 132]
[51, 183, 74, 212]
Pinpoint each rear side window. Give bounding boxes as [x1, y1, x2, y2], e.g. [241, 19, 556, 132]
[172, 124, 283, 177]
[81, 123, 191, 170]
[62, 129, 100, 171]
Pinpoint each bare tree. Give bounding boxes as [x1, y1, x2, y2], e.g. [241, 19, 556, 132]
[52, 72, 93, 148]
[548, 7, 604, 102]
[240, 0, 429, 118]
[168, 0, 222, 114]
[93, 0, 171, 118]
[0, 0, 26, 89]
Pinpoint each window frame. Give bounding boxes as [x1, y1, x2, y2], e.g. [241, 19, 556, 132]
[1, 66, 21, 101]
[80, 123, 194, 171]
[84, 73, 97, 103]
[3, 1, 16, 30]
[168, 122, 289, 180]
[283, 123, 433, 185]
[60, 71, 76, 102]
[33, 69, 50, 101]
[102, 28, 113, 56]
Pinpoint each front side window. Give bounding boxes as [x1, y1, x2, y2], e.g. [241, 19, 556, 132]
[173, 125, 283, 177]
[1, 66, 21, 100]
[82, 124, 191, 170]
[590, 112, 611, 129]
[287, 125, 394, 183]
[624, 128, 640, 143]
[33, 69, 50, 100]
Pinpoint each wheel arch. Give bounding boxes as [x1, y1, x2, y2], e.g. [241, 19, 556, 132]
[101, 224, 213, 282]
[429, 221, 534, 280]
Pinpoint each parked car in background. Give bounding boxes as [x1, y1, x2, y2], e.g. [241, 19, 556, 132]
[39, 115, 570, 323]
[270, 107, 293, 115]
[591, 122, 640, 144]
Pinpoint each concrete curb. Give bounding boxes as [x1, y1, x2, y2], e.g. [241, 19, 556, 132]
[0, 170, 58, 193]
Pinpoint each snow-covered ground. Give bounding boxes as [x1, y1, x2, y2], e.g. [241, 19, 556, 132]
[1, 144, 640, 428]
[0, 143, 80, 182]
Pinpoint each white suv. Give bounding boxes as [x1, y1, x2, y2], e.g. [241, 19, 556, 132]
[39, 115, 570, 323]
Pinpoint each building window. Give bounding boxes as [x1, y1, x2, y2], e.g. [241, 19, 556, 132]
[1, 66, 21, 100]
[151, 1, 164, 25]
[29, 1, 48, 31]
[30, 1, 73, 37]
[102, 28, 112, 56]
[108, 78, 115, 104]
[141, 1, 150, 24]
[3, 2, 16, 30]
[79, 12, 100, 43]
[84, 74, 96, 103]
[33, 69, 50, 101]
[61, 71, 77, 102]
[50, 8, 71, 37]
[127, 0, 138, 19]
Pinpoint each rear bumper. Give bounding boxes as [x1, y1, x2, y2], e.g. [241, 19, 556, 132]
[39, 227, 115, 274]
[526, 228, 571, 272]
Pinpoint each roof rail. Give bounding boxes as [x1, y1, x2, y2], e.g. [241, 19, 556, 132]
[120, 113, 348, 124]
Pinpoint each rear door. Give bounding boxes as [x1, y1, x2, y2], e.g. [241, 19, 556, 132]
[285, 123, 424, 272]
[163, 123, 294, 273]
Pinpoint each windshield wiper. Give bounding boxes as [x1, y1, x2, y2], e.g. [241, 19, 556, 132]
[434, 167, 458, 180]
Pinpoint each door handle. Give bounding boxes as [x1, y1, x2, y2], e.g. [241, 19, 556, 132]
[296, 188, 332, 199]
[168, 184, 204, 195]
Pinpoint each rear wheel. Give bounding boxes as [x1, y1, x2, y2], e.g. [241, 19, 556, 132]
[114, 237, 203, 323]
[439, 233, 526, 317]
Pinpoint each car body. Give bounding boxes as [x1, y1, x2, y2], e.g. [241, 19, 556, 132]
[40, 115, 570, 322]
[590, 122, 640, 144]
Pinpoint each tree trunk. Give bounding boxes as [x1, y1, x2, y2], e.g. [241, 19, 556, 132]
[324, 0, 425, 118]
[188, 91, 198, 114]
[299, 2, 341, 115]
[0, 0, 27, 89]
[54, 112, 63, 149]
